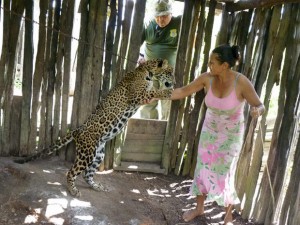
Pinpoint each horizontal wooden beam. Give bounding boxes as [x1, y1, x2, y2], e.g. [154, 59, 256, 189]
[224, 0, 300, 12]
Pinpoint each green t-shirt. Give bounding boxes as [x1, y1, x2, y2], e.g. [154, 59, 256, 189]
[141, 16, 181, 67]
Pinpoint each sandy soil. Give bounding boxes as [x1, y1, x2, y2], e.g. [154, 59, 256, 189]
[0, 157, 258, 225]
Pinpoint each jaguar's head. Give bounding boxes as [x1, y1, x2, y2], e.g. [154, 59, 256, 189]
[141, 59, 175, 89]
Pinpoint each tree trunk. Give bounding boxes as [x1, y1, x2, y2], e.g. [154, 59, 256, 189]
[39, 0, 54, 150]
[92, 0, 107, 108]
[111, 0, 123, 89]
[71, 0, 88, 130]
[229, 10, 252, 72]
[263, 36, 300, 225]
[182, 0, 206, 176]
[216, 6, 231, 46]
[1, 0, 25, 155]
[162, 0, 195, 173]
[68, 0, 89, 161]
[171, 1, 199, 175]
[28, 0, 47, 153]
[102, 0, 117, 97]
[59, 0, 75, 160]
[126, 0, 146, 71]
[115, 0, 133, 83]
[174, 0, 200, 175]
[242, 4, 291, 218]
[253, 4, 300, 224]
[19, 0, 34, 155]
[45, 0, 61, 147]
[242, 8, 264, 78]
[255, 6, 282, 96]
[279, 126, 300, 225]
[0, 0, 10, 101]
[53, 0, 67, 144]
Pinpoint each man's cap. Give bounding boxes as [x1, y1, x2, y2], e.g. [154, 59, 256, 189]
[154, 0, 172, 17]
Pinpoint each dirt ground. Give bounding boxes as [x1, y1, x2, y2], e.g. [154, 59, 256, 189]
[0, 157, 258, 225]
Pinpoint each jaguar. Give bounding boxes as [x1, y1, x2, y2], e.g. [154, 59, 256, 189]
[15, 59, 174, 197]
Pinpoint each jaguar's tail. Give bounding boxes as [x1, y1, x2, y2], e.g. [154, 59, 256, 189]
[14, 132, 74, 164]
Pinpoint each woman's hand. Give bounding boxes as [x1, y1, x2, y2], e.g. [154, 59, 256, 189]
[250, 105, 265, 118]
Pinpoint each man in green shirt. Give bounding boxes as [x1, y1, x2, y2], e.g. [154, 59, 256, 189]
[139, 0, 181, 120]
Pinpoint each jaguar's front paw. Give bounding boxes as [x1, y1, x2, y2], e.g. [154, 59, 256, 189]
[68, 186, 81, 197]
[91, 183, 109, 192]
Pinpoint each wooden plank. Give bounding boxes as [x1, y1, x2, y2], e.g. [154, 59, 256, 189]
[122, 139, 164, 153]
[114, 161, 165, 174]
[127, 118, 167, 135]
[121, 152, 162, 163]
[225, 0, 300, 12]
[125, 133, 165, 140]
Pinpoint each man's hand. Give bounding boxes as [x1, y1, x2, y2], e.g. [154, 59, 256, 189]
[137, 53, 146, 65]
[142, 98, 160, 105]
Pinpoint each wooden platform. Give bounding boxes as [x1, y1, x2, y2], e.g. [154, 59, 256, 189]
[113, 118, 167, 174]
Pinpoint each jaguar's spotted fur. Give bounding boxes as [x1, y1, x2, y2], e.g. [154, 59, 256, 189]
[14, 59, 174, 197]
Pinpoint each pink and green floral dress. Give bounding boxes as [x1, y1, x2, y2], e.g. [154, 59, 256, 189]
[190, 75, 245, 207]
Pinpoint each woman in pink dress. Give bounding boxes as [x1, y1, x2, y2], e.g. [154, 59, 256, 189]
[150, 44, 265, 224]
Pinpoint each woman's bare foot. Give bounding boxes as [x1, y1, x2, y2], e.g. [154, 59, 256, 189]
[224, 205, 233, 224]
[182, 209, 204, 222]
[224, 210, 233, 224]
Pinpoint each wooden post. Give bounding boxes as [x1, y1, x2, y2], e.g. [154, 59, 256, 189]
[10, 96, 23, 156]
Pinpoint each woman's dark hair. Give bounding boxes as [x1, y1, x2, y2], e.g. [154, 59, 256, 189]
[212, 44, 240, 67]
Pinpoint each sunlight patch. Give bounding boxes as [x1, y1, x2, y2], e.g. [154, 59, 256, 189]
[60, 191, 67, 196]
[24, 214, 38, 224]
[128, 164, 138, 169]
[47, 198, 68, 209]
[49, 217, 64, 225]
[144, 176, 157, 180]
[170, 182, 178, 188]
[75, 215, 93, 221]
[181, 179, 193, 184]
[96, 169, 113, 174]
[45, 198, 68, 218]
[210, 212, 224, 219]
[175, 193, 189, 198]
[147, 189, 164, 197]
[131, 189, 140, 194]
[43, 169, 54, 173]
[47, 181, 61, 186]
[70, 199, 91, 207]
[45, 204, 64, 218]
[160, 188, 169, 194]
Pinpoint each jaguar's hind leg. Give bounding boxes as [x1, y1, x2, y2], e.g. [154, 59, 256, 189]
[82, 142, 108, 192]
[67, 158, 86, 197]
[67, 146, 94, 197]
